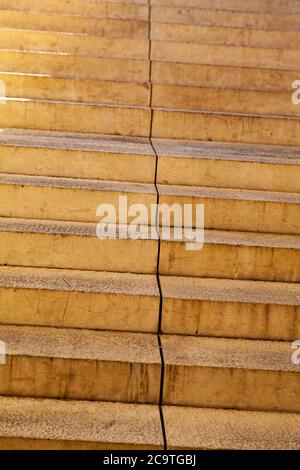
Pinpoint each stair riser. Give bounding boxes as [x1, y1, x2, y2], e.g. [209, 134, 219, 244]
[0, 1, 149, 20]
[0, 146, 156, 184]
[162, 298, 300, 341]
[0, 231, 158, 274]
[152, 41, 300, 70]
[0, 184, 156, 224]
[0, 437, 160, 450]
[152, 23, 300, 49]
[152, 62, 298, 92]
[157, 158, 300, 193]
[159, 194, 300, 235]
[160, 242, 300, 282]
[1, 74, 150, 107]
[152, 110, 300, 146]
[0, 12, 149, 39]
[0, 29, 149, 60]
[151, 6, 300, 30]
[152, 0, 300, 15]
[0, 50, 150, 82]
[0, 101, 151, 137]
[152, 85, 300, 117]
[0, 287, 159, 332]
[0, 356, 160, 404]
[163, 366, 299, 413]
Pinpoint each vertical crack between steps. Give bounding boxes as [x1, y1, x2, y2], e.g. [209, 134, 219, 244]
[148, 0, 167, 451]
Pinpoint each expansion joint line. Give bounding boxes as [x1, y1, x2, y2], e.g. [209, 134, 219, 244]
[148, 0, 167, 451]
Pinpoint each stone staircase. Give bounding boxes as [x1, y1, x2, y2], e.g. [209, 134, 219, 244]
[0, 0, 299, 450]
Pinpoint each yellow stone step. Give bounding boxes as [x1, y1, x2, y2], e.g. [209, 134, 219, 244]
[151, 41, 299, 70]
[151, 23, 300, 49]
[0, 174, 157, 224]
[158, 184, 300, 235]
[0, 130, 156, 183]
[0, 218, 158, 274]
[152, 84, 300, 117]
[160, 229, 300, 282]
[0, 396, 163, 450]
[152, 61, 298, 92]
[0, 29, 149, 59]
[0, 325, 161, 403]
[0, 0, 149, 20]
[0, 10, 149, 38]
[0, 50, 150, 81]
[1, 73, 150, 107]
[154, 139, 300, 192]
[152, 109, 300, 146]
[0, 99, 151, 137]
[162, 335, 299, 412]
[151, 0, 300, 15]
[151, 5, 300, 31]
[0, 266, 159, 332]
[163, 406, 300, 450]
[160, 276, 300, 341]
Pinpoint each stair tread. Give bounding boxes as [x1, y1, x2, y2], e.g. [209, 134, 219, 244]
[0, 217, 158, 239]
[0, 10, 149, 39]
[158, 183, 300, 203]
[163, 227, 300, 249]
[160, 276, 300, 305]
[0, 324, 161, 364]
[0, 28, 149, 60]
[0, 129, 154, 155]
[0, 0, 149, 20]
[0, 396, 163, 448]
[161, 335, 298, 372]
[0, 173, 156, 194]
[0, 266, 159, 296]
[163, 406, 300, 450]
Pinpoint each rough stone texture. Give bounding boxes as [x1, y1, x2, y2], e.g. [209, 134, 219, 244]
[0, 174, 156, 194]
[164, 406, 300, 450]
[0, 396, 163, 449]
